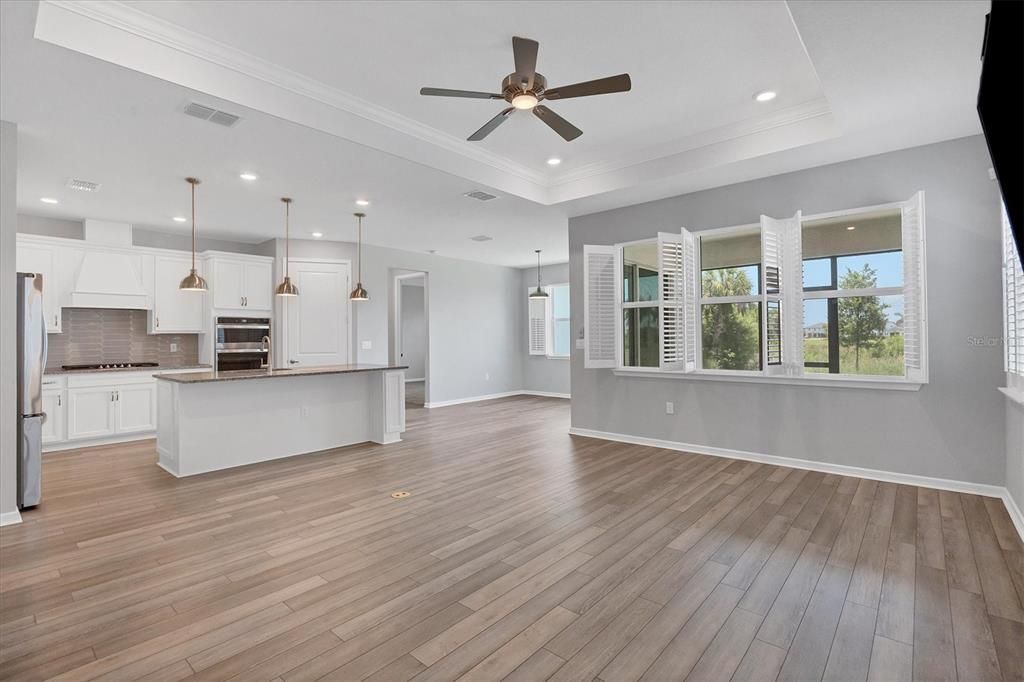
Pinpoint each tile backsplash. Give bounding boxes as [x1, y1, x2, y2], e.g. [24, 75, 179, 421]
[46, 308, 200, 370]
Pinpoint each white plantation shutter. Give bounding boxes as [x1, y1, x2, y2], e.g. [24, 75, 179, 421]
[584, 245, 617, 368]
[681, 228, 698, 372]
[659, 232, 685, 371]
[901, 192, 927, 382]
[761, 212, 803, 376]
[527, 293, 549, 356]
[1002, 202, 1023, 377]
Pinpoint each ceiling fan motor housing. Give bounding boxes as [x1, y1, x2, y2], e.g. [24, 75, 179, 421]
[502, 72, 546, 102]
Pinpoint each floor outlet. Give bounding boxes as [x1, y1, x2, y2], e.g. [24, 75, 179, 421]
[666, 402, 674, 415]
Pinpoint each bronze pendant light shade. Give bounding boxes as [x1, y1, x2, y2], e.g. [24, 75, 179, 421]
[179, 177, 208, 291]
[529, 249, 548, 299]
[275, 197, 299, 297]
[350, 212, 369, 301]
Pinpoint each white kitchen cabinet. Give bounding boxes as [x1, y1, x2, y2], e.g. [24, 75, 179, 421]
[114, 383, 157, 434]
[152, 255, 205, 333]
[16, 243, 60, 332]
[208, 255, 273, 311]
[67, 387, 117, 441]
[41, 389, 66, 444]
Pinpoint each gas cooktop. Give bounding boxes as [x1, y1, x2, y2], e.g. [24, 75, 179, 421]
[61, 362, 160, 371]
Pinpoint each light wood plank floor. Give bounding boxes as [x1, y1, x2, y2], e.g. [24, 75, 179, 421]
[1, 396, 1022, 681]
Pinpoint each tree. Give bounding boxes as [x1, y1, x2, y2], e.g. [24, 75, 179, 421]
[701, 269, 759, 370]
[838, 264, 889, 371]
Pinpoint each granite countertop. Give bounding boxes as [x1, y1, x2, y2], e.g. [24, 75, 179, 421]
[154, 364, 408, 384]
[46, 364, 212, 376]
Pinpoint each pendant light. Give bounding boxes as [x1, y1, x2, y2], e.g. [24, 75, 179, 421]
[275, 197, 299, 296]
[529, 249, 548, 299]
[350, 212, 369, 301]
[179, 177, 208, 291]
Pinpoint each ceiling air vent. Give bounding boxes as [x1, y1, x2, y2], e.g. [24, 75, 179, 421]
[184, 102, 241, 127]
[464, 190, 498, 202]
[470, 235, 493, 242]
[66, 178, 101, 192]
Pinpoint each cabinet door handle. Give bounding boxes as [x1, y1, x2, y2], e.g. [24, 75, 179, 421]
[156, 316, 160, 329]
[111, 391, 116, 402]
[57, 394, 61, 407]
[54, 314, 58, 327]
[289, 359, 299, 364]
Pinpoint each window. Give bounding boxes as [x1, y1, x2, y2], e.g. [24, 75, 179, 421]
[527, 283, 570, 358]
[699, 229, 762, 371]
[622, 242, 660, 367]
[1003, 202, 1023, 388]
[582, 192, 927, 386]
[801, 208, 905, 376]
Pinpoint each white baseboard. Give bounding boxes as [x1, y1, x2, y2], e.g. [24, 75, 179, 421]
[0, 510, 23, 527]
[425, 390, 570, 408]
[1003, 489, 1024, 544]
[45, 432, 154, 453]
[568, 427, 1009, 500]
[405, 377, 425, 383]
[520, 390, 571, 399]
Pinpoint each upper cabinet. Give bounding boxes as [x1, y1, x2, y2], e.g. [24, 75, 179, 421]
[150, 255, 205, 333]
[207, 255, 273, 311]
[16, 241, 82, 333]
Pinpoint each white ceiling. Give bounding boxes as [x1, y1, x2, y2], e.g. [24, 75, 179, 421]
[1, 0, 989, 266]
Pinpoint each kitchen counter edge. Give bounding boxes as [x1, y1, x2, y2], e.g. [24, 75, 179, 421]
[153, 364, 408, 384]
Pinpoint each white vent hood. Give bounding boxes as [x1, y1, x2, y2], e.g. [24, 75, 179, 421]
[67, 221, 148, 309]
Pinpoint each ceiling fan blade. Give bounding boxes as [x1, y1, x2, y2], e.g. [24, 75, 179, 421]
[468, 108, 515, 141]
[544, 74, 632, 100]
[512, 36, 539, 90]
[533, 105, 582, 141]
[420, 87, 503, 99]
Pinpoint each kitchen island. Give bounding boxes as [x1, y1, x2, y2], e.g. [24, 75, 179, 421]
[154, 364, 406, 477]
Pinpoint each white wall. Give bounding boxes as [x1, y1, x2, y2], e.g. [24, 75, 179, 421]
[521, 262, 571, 396]
[1007, 401, 1024, 519]
[399, 282, 426, 380]
[569, 135, 1005, 487]
[1, 121, 18, 523]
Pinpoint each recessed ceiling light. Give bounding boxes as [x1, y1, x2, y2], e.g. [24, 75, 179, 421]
[239, 172, 259, 181]
[754, 90, 777, 103]
[311, 232, 323, 238]
[846, 225, 857, 231]
[40, 197, 58, 204]
[355, 199, 370, 207]
[546, 158, 562, 166]
[172, 216, 187, 223]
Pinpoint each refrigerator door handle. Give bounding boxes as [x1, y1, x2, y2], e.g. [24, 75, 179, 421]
[41, 302, 48, 373]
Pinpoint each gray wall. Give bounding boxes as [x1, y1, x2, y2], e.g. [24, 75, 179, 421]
[400, 282, 426, 380]
[1, 122, 18, 520]
[272, 238, 525, 404]
[569, 135, 1005, 486]
[521, 262, 571, 396]
[17, 214, 264, 254]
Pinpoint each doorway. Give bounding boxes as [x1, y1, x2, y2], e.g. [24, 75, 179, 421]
[392, 272, 428, 408]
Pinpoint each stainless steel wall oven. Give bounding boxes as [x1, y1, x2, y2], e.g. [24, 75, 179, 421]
[215, 317, 270, 371]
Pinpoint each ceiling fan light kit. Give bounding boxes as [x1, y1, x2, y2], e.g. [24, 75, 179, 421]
[420, 36, 631, 142]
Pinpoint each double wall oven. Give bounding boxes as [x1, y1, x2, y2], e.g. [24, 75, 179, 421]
[215, 316, 270, 371]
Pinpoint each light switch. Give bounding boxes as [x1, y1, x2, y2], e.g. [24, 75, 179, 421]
[665, 402, 675, 415]
[361, 340, 372, 350]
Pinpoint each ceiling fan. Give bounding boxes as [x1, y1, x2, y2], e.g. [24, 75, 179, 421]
[419, 36, 631, 142]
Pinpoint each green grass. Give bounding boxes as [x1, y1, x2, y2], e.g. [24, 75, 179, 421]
[803, 335, 904, 376]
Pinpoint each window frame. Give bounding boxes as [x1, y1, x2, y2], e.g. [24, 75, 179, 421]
[547, 283, 570, 359]
[605, 198, 926, 391]
[617, 238, 661, 368]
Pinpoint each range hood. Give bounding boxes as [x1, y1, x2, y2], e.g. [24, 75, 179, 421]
[67, 221, 148, 309]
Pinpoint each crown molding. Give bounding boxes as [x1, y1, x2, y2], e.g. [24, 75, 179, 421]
[43, 0, 547, 186]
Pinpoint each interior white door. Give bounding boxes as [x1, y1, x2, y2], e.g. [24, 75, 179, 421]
[243, 261, 273, 311]
[286, 261, 350, 367]
[41, 390, 66, 444]
[213, 259, 245, 310]
[115, 384, 157, 434]
[67, 387, 116, 440]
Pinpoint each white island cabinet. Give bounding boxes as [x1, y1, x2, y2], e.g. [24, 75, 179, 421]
[154, 365, 406, 477]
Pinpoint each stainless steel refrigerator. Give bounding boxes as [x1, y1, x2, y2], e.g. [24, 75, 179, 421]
[16, 272, 46, 509]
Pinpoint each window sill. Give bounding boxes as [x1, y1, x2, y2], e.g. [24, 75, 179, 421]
[612, 367, 924, 391]
[999, 387, 1024, 407]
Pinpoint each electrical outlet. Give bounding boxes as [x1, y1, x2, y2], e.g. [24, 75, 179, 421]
[169, 342, 178, 353]
[301, 406, 311, 418]
[665, 402, 675, 415]
[485, 372, 490, 381]
[361, 340, 372, 350]
[575, 338, 585, 349]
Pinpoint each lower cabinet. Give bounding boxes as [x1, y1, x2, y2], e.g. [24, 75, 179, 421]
[67, 387, 118, 441]
[41, 389, 66, 444]
[66, 382, 157, 442]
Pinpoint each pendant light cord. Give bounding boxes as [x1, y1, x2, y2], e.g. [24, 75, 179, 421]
[190, 180, 197, 270]
[357, 214, 363, 283]
[536, 249, 542, 289]
[285, 200, 290, 278]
